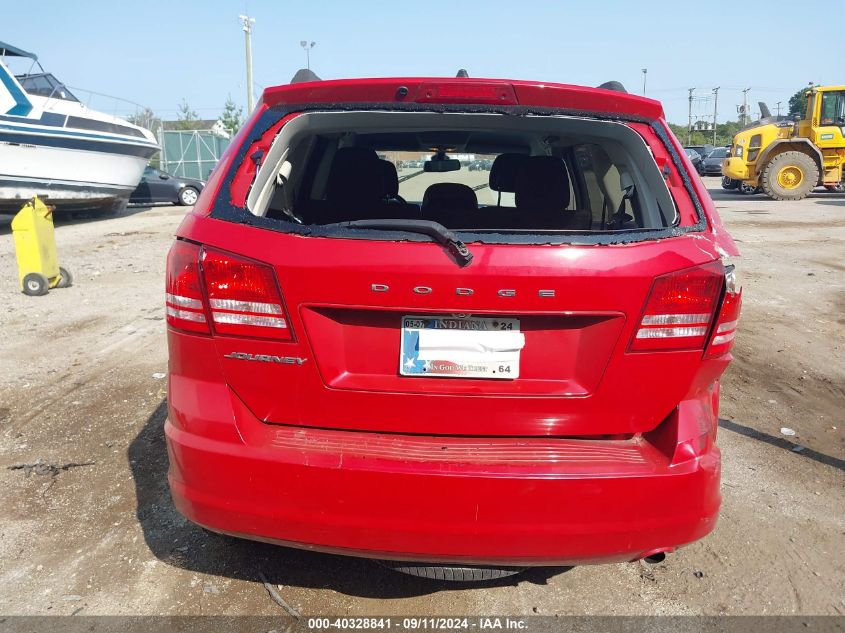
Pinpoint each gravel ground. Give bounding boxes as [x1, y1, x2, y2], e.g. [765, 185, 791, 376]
[0, 179, 843, 616]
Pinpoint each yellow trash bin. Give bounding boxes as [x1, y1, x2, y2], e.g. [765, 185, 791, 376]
[11, 196, 72, 296]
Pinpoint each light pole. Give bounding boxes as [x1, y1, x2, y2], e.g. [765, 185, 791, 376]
[741, 87, 750, 126]
[712, 87, 720, 146]
[300, 41, 316, 70]
[687, 88, 694, 145]
[776, 101, 782, 117]
[239, 15, 256, 113]
[641, 68, 647, 95]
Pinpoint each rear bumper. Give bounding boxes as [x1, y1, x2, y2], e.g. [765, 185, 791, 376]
[166, 383, 722, 566]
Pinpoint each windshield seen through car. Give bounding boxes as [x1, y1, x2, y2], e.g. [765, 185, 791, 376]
[385, 153, 513, 205]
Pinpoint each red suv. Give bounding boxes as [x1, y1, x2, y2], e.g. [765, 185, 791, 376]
[164, 76, 741, 581]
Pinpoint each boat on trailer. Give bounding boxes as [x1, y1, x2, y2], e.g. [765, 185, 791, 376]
[0, 41, 159, 214]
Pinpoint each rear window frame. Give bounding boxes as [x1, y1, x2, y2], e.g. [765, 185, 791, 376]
[208, 102, 707, 246]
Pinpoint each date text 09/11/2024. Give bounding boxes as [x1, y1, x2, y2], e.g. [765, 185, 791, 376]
[306, 616, 529, 630]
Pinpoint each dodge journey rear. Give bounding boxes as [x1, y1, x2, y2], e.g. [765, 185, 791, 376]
[164, 75, 741, 581]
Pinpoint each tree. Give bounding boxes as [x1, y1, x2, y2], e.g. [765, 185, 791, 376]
[126, 107, 161, 168]
[667, 120, 741, 147]
[788, 86, 811, 119]
[174, 99, 199, 130]
[126, 107, 161, 132]
[220, 95, 243, 136]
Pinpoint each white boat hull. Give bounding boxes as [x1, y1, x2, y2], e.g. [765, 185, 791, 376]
[0, 54, 159, 213]
[0, 140, 149, 211]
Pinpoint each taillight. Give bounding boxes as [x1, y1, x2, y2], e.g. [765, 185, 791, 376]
[704, 262, 742, 358]
[165, 241, 209, 334]
[630, 262, 724, 352]
[200, 248, 292, 340]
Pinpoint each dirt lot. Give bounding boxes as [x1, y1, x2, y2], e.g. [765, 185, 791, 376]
[0, 179, 843, 616]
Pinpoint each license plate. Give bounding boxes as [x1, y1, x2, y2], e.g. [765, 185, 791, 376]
[399, 315, 524, 379]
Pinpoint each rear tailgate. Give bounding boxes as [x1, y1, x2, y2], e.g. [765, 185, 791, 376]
[180, 216, 727, 437]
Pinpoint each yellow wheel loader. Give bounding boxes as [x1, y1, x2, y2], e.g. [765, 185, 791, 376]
[723, 85, 845, 200]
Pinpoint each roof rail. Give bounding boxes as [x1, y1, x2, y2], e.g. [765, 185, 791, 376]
[290, 68, 321, 84]
[597, 81, 627, 93]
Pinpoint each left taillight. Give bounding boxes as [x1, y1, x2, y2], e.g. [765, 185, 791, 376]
[165, 242, 292, 340]
[165, 241, 210, 334]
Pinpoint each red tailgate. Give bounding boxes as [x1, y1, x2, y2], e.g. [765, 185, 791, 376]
[176, 215, 728, 437]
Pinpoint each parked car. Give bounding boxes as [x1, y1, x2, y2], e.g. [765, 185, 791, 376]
[468, 159, 492, 171]
[129, 167, 204, 206]
[685, 144, 714, 160]
[684, 148, 704, 174]
[164, 76, 741, 581]
[701, 146, 728, 176]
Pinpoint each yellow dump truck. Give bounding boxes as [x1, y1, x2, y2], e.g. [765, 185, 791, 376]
[723, 85, 845, 200]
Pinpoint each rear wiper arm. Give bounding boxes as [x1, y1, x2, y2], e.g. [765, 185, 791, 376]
[328, 219, 473, 267]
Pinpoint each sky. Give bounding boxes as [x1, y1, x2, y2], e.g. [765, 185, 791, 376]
[3, 0, 836, 126]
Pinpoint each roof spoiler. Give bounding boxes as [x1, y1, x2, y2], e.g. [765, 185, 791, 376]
[290, 68, 321, 84]
[596, 81, 627, 93]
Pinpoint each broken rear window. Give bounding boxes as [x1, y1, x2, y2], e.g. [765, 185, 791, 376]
[240, 111, 680, 236]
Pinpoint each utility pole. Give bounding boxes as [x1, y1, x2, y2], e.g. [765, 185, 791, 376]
[712, 87, 720, 146]
[641, 68, 647, 95]
[300, 41, 316, 70]
[776, 101, 782, 117]
[741, 87, 750, 126]
[687, 88, 694, 145]
[239, 15, 256, 113]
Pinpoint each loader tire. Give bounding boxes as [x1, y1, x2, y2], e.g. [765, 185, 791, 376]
[760, 151, 819, 201]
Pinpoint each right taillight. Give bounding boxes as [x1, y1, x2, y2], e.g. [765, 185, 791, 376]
[630, 262, 724, 352]
[704, 262, 742, 358]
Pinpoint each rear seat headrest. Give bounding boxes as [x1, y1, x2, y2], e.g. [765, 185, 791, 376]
[379, 159, 399, 198]
[515, 156, 570, 213]
[489, 153, 530, 193]
[325, 147, 383, 204]
[421, 183, 478, 215]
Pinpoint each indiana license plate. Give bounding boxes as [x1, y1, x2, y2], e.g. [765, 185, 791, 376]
[399, 315, 524, 379]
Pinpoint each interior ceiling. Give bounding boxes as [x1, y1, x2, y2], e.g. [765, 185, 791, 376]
[353, 130, 532, 154]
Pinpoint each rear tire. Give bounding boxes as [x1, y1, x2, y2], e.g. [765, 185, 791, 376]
[178, 187, 199, 206]
[721, 176, 739, 190]
[760, 151, 819, 201]
[377, 561, 525, 582]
